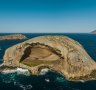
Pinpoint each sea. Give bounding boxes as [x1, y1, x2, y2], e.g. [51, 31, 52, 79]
[0, 33, 96, 90]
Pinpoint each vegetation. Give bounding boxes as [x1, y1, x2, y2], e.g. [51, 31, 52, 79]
[21, 58, 59, 67]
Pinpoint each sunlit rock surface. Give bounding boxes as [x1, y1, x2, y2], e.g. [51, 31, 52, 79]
[3, 36, 96, 81]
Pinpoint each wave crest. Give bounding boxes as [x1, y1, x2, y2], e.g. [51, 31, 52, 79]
[1, 67, 30, 76]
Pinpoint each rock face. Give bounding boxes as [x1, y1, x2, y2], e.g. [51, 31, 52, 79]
[3, 36, 96, 81]
[0, 34, 27, 40]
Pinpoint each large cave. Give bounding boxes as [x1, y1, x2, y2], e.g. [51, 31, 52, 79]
[20, 43, 63, 66]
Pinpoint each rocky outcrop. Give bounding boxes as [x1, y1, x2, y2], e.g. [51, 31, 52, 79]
[3, 36, 96, 81]
[91, 30, 96, 34]
[0, 34, 27, 40]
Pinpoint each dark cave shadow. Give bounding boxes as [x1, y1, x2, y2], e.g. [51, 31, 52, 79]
[20, 46, 31, 62]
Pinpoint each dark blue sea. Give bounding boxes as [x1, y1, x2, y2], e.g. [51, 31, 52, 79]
[0, 33, 96, 90]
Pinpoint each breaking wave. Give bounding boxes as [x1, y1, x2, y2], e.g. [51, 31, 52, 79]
[0, 68, 32, 90]
[1, 67, 30, 76]
[39, 68, 49, 75]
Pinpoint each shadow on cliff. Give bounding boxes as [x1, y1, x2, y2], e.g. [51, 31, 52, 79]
[20, 46, 31, 62]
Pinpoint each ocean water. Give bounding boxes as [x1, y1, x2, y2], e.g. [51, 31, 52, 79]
[0, 33, 96, 90]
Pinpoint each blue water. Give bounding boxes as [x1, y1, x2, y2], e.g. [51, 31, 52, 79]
[0, 33, 96, 90]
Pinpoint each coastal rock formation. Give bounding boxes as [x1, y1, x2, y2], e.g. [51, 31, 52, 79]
[91, 30, 96, 34]
[0, 34, 27, 40]
[3, 36, 96, 81]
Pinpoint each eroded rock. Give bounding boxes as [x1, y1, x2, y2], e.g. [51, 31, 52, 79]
[3, 36, 96, 81]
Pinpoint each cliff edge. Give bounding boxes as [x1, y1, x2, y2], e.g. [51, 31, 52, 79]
[3, 36, 96, 81]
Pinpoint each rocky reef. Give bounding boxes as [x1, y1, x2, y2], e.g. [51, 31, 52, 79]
[2, 36, 96, 81]
[0, 34, 27, 40]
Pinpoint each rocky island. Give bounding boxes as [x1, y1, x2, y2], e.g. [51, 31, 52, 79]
[1, 36, 96, 82]
[91, 30, 96, 34]
[0, 34, 27, 40]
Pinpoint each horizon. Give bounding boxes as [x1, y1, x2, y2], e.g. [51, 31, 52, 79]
[0, 30, 94, 33]
[0, 0, 96, 33]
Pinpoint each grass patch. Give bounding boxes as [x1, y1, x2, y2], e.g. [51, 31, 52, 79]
[21, 58, 58, 67]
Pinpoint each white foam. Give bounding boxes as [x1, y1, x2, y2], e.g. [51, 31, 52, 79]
[16, 68, 30, 76]
[56, 77, 65, 82]
[20, 84, 32, 90]
[1, 67, 30, 76]
[45, 78, 50, 82]
[1, 69, 17, 74]
[40, 68, 49, 75]
[0, 63, 4, 67]
[1, 68, 32, 90]
[14, 82, 32, 90]
[80, 80, 85, 83]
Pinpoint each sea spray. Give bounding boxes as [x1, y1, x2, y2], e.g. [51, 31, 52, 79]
[1, 67, 30, 76]
[16, 68, 30, 76]
[39, 68, 49, 75]
[1, 69, 17, 74]
[0, 67, 32, 90]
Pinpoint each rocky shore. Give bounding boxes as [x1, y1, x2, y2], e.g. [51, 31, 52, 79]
[2, 36, 96, 82]
[0, 34, 27, 40]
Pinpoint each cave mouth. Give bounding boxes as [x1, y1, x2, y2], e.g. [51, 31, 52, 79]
[20, 43, 63, 67]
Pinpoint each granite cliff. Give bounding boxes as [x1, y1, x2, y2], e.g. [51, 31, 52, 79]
[0, 34, 27, 40]
[2, 36, 96, 81]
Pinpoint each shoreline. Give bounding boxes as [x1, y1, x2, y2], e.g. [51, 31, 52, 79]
[0, 64, 30, 76]
[0, 63, 96, 83]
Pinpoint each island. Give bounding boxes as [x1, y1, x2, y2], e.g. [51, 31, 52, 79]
[0, 34, 27, 40]
[1, 36, 96, 82]
[91, 30, 96, 34]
